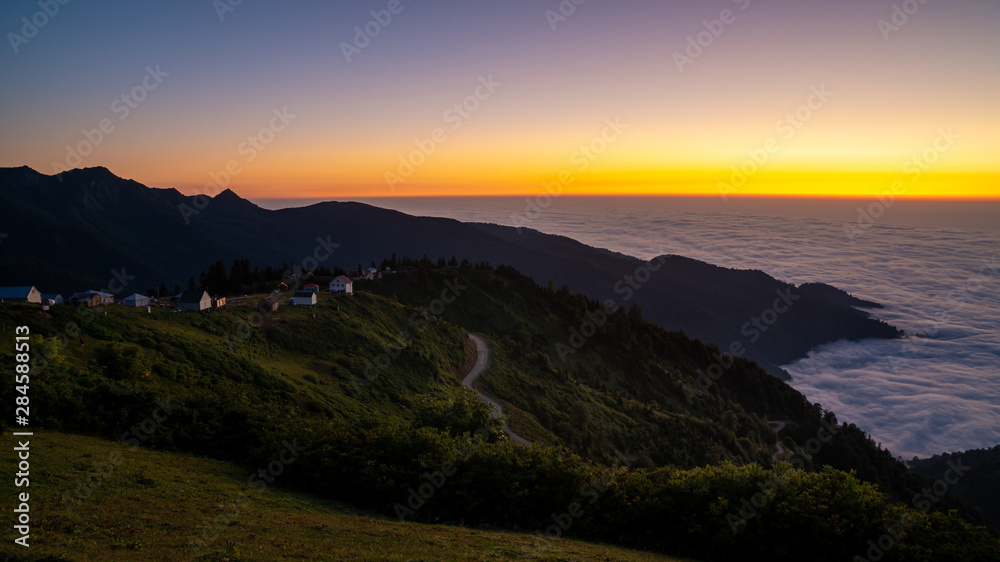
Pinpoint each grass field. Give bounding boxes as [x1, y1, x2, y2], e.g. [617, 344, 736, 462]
[0, 431, 691, 561]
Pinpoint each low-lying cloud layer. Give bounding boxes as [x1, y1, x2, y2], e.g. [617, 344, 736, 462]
[362, 197, 999, 460]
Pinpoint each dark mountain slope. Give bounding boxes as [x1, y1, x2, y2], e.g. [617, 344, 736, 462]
[911, 446, 1000, 531]
[0, 166, 900, 378]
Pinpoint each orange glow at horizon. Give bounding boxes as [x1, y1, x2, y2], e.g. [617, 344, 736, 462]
[150, 167, 998, 201]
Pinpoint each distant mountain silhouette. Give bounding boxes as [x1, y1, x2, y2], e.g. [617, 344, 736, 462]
[0, 166, 901, 378]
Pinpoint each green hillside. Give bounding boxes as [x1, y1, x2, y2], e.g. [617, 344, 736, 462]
[0, 262, 996, 560]
[0, 431, 687, 561]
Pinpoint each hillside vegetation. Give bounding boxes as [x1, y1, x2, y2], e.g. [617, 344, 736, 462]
[0, 431, 687, 561]
[910, 446, 1000, 530]
[0, 262, 996, 560]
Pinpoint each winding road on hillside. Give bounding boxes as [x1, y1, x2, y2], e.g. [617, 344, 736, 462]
[462, 334, 532, 446]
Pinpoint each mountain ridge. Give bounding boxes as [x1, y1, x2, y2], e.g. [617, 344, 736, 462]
[0, 165, 901, 379]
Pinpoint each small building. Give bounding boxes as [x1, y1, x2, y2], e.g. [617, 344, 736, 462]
[41, 293, 64, 305]
[258, 295, 280, 313]
[329, 275, 353, 295]
[74, 294, 102, 308]
[70, 290, 114, 306]
[277, 282, 289, 292]
[303, 284, 320, 293]
[212, 295, 227, 308]
[0, 286, 42, 303]
[123, 293, 151, 307]
[290, 291, 317, 307]
[178, 290, 212, 312]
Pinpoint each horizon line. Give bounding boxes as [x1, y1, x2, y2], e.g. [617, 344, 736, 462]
[249, 193, 1000, 202]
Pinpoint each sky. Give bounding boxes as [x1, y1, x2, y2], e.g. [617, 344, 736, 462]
[1, 0, 998, 199]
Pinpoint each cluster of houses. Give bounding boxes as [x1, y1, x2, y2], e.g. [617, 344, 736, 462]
[0, 275, 356, 314]
[351, 267, 383, 281]
[0, 286, 69, 307]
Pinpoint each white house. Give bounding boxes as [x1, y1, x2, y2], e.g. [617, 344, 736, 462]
[178, 290, 212, 311]
[0, 286, 42, 303]
[123, 293, 151, 307]
[329, 275, 353, 295]
[290, 291, 317, 307]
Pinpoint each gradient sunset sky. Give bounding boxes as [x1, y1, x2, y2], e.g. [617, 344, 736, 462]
[2, 0, 997, 198]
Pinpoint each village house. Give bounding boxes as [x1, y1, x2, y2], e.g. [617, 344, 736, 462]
[41, 293, 64, 305]
[290, 291, 317, 307]
[70, 290, 114, 306]
[74, 293, 102, 308]
[258, 295, 280, 313]
[178, 290, 212, 312]
[329, 275, 353, 295]
[0, 286, 43, 303]
[303, 284, 320, 293]
[212, 295, 227, 308]
[123, 293, 151, 307]
[277, 282, 289, 292]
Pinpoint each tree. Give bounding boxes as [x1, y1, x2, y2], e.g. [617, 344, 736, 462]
[229, 259, 251, 293]
[206, 260, 228, 295]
